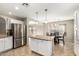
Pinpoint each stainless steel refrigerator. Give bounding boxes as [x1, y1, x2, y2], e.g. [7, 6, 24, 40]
[11, 23, 27, 48]
[11, 24, 22, 48]
[21, 24, 27, 46]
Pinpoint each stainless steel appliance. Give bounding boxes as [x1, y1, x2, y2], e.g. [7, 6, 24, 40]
[21, 24, 27, 46]
[11, 24, 22, 48]
[11, 23, 27, 48]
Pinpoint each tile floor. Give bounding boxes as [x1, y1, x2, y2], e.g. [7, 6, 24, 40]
[0, 44, 75, 56]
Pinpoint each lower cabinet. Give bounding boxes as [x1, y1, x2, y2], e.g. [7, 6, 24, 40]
[0, 38, 5, 52]
[29, 38, 53, 56]
[4, 37, 13, 50]
[0, 36, 13, 52]
[38, 40, 52, 56]
[29, 38, 39, 52]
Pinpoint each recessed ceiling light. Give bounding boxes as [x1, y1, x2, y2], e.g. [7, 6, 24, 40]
[22, 3, 29, 7]
[15, 7, 19, 10]
[9, 12, 12, 15]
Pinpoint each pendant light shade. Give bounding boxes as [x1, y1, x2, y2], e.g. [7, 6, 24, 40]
[45, 9, 48, 11]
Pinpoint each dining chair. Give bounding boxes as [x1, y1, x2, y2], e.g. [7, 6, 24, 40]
[58, 32, 65, 45]
[54, 32, 59, 45]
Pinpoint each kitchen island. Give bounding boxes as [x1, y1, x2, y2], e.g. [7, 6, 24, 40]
[29, 35, 54, 56]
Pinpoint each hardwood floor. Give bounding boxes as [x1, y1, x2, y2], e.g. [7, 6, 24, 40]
[0, 44, 75, 56]
[53, 45, 74, 56]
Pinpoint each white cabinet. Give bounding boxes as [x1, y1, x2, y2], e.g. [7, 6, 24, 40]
[38, 40, 53, 56]
[0, 38, 5, 52]
[29, 38, 39, 52]
[4, 37, 13, 50]
[29, 38, 53, 56]
[6, 18, 11, 30]
[0, 36, 13, 52]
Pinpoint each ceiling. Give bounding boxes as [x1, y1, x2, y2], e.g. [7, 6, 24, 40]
[0, 3, 79, 22]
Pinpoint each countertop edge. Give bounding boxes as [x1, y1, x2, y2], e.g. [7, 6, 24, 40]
[29, 36, 54, 41]
[0, 36, 12, 39]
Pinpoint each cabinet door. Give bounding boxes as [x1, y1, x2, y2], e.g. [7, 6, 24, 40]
[38, 40, 52, 56]
[29, 38, 39, 52]
[0, 38, 5, 52]
[4, 37, 13, 50]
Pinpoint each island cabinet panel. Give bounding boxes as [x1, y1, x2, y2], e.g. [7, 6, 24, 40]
[29, 38, 39, 52]
[29, 37, 54, 56]
[38, 40, 53, 56]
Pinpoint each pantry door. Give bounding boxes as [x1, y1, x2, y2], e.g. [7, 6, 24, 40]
[74, 11, 79, 56]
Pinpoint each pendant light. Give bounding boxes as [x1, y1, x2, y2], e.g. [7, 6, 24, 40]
[45, 9, 49, 33]
[32, 12, 38, 24]
[35, 12, 38, 20]
[44, 9, 48, 23]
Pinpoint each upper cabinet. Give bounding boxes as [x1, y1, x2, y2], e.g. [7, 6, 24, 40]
[0, 15, 24, 36]
[0, 17, 6, 35]
[6, 18, 11, 30]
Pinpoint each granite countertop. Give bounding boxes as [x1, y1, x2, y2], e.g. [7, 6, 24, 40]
[0, 34, 12, 38]
[29, 35, 54, 41]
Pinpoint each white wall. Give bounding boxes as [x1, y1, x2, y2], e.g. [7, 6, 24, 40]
[46, 20, 74, 48]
